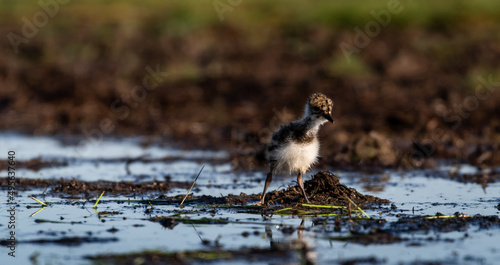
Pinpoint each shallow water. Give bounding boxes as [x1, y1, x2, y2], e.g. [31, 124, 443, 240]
[1, 134, 499, 265]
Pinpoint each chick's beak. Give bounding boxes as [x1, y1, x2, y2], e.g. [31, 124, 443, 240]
[323, 113, 334, 123]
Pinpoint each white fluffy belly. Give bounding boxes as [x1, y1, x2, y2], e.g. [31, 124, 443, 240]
[271, 140, 319, 174]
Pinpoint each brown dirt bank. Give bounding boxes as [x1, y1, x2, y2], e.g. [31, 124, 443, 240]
[1, 25, 500, 170]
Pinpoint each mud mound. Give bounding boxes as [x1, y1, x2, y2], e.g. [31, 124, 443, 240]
[266, 171, 389, 206]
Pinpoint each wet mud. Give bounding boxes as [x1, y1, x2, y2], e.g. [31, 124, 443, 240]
[0, 158, 68, 171]
[89, 211, 500, 264]
[320, 214, 500, 246]
[266, 171, 389, 206]
[1, 171, 386, 207]
[1, 236, 119, 247]
[1, 169, 499, 265]
[1, 135, 499, 264]
[449, 169, 500, 187]
[1, 176, 191, 197]
[86, 247, 296, 265]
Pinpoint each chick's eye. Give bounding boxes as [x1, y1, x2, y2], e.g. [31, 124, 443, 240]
[313, 107, 320, 112]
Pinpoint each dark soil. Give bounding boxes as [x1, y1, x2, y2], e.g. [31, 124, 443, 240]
[266, 171, 389, 206]
[2, 22, 500, 171]
[0, 158, 68, 171]
[319, 214, 500, 246]
[449, 169, 500, 187]
[345, 233, 404, 246]
[86, 247, 296, 265]
[392, 214, 500, 232]
[169, 171, 388, 207]
[0, 177, 191, 197]
[1, 171, 386, 207]
[0, 237, 119, 247]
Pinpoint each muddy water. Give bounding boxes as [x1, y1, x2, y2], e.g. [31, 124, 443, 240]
[1, 134, 499, 265]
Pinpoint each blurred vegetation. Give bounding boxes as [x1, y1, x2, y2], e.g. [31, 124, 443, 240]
[2, 0, 500, 30]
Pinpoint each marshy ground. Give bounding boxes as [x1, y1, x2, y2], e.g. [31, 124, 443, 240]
[1, 1, 500, 264]
[1, 135, 499, 265]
